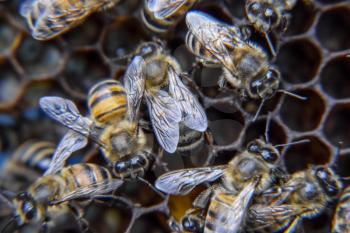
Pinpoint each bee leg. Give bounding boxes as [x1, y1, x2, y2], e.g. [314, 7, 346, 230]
[181, 208, 205, 233]
[284, 217, 302, 233]
[68, 204, 92, 233]
[193, 186, 217, 209]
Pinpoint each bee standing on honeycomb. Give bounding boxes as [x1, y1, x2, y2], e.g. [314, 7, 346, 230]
[155, 121, 288, 233]
[20, 0, 121, 40]
[39, 57, 156, 179]
[125, 40, 208, 153]
[0, 162, 123, 233]
[185, 10, 306, 120]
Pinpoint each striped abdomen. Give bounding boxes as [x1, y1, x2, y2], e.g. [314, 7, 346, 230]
[332, 186, 350, 233]
[141, 0, 198, 33]
[185, 32, 221, 66]
[88, 80, 128, 125]
[177, 124, 204, 155]
[59, 163, 113, 193]
[12, 140, 54, 173]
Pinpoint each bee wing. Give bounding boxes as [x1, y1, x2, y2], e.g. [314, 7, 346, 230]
[147, 0, 189, 19]
[52, 179, 123, 205]
[155, 166, 226, 195]
[168, 67, 207, 132]
[206, 181, 257, 233]
[186, 11, 243, 71]
[145, 90, 182, 153]
[123, 56, 146, 122]
[248, 204, 298, 230]
[44, 130, 88, 176]
[22, 0, 108, 40]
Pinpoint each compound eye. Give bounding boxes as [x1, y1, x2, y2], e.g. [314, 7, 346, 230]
[247, 142, 260, 153]
[261, 149, 278, 163]
[315, 167, 340, 197]
[23, 201, 36, 220]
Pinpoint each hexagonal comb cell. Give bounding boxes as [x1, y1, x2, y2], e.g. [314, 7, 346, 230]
[285, 0, 316, 36]
[316, 5, 350, 52]
[0, 61, 21, 108]
[16, 37, 63, 78]
[324, 103, 350, 148]
[0, 16, 20, 53]
[61, 51, 110, 98]
[280, 89, 326, 132]
[320, 56, 350, 99]
[284, 136, 331, 173]
[276, 39, 322, 84]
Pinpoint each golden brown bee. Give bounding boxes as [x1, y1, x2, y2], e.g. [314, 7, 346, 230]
[156, 138, 285, 233]
[1, 140, 55, 192]
[185, 11, 281, 100]
[332, 185, 350, 233]
[125, 41, 207, 153]
[2, 163, 122, 232]
[20, 0, 121, 40]
[40, 58, 155, 179]
[141, 0, 200, 33]
[248, 165, 342, 232]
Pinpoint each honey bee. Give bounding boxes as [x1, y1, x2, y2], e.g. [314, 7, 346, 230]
[186, 11, 280, 99]
[332, 185, 350, 233]
[245, 0, 305, 55]
[141, 0, 200, 34]
[125, 41, 207, 153]
[1, 140, 55, 192]
[20, 0, 121, 40]
[177, 123, 205, 157]
[40, 57, 155, 179]
[248, 165, 343, 232]
[156, 138, 285, 233]
[1, 163, 122, 232]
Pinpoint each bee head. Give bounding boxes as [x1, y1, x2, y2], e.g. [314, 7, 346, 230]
[247, 139, 280, 164]
[249, 68, 280, 99]
[246, 1, 280, 32]
[313, 166, 342, 198]
[13, 192, 39, 224]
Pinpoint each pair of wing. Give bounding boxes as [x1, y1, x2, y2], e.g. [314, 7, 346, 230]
[186, 11, 245, 73]
[124, 55, 207, 153]
[20, 0, 114, 40]
[40, 96, 105, 176]
[147, 0, 195, 19]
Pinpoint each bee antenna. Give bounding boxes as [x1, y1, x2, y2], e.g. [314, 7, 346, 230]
[274, 139, 310, 148]
[0, 192, 13, 210]
[264, 112, 272, 143]
[277, 90, 307, 100]
[263, 31, 276, 57]
[253, 98, 266, 122]
[1, 217, 16, 233]
[330, 142, 342, 171]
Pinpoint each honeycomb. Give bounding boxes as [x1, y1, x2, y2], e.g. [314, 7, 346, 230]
[0, 0, 349, 232]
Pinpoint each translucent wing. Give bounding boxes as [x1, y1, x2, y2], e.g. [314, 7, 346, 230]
[44, 130, 88, 176]
[147, 0, 189, 19]
[204, 181, 256, 233]
[145, 90, 182, 153]
[21, 0, 112, 40]
[168, 67, 207, 132]
[52, 179, 123, 204]
[248, 204, 298, 230]
[40, 96, 92, 134]
[123, 56, 146, 122]
[186, 11, 243, 71]
[155, 166, 226, 195]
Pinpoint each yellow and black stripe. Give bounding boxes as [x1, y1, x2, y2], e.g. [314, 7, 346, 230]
[60, 163, 113, 192]
[88, 80, 128, 125]
[12, 140, 55, 173]
[332, 186, 350, 233]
